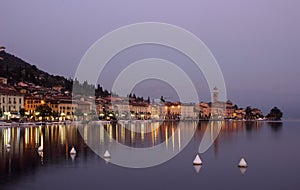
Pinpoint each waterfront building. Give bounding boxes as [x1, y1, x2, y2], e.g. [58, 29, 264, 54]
[112, 101, 130, 119]
[24, 96, 44, 115]
[225, 100, 235, 118]
[57, 98, 76, 120]
[199, 102, 211, 119]
[129, 102, 151, 119]
[0, 88, 24, 119]
[180, 103, 197, 120]
[234, 108, 245, 119]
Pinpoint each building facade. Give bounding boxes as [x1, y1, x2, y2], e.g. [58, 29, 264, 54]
[0, 89, 24, 119]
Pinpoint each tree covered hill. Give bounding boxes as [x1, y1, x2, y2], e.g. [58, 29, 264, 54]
[0, 50, 111, 97]
[0, 50, 73, 91]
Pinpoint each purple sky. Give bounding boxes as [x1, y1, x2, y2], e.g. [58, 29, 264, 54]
[1, 0, 300, 119]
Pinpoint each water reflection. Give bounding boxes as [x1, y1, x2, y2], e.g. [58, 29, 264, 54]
[193, 165, 202, 173]
[98, 121, 182, 148]
[239, 167, 247, 175]
[267, 122, 283, 132]
[0, 121, 283, 185]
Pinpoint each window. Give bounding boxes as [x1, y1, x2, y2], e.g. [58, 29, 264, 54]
[19, 98, 22, 104]
[2, 97, 4, 103]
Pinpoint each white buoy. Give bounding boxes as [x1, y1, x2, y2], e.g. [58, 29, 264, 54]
[6, 144, 11, 149]
[38, 146, 43, 152]
[193, 155, 202, 165]
[103, 150, 111, 158]
[70, 147, 77, 154]
[238, 158, 248, 168]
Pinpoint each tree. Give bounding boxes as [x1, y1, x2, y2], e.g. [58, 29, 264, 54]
[245, 106, 253, 120]
[52, 111, 59, 119]
[19, 108, 26, 117]
[160, 96, 165, 102]
[35, 104, 52, 120]
[266, 107, 283, 120]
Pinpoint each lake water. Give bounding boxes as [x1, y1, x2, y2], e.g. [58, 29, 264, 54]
[0, 121, 299, 190]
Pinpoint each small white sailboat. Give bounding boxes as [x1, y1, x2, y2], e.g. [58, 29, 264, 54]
[238, 158, 248, 168]
[193, 155, 202, 165]
[70, 147, 77, 154]
[103, 150, 111, 158]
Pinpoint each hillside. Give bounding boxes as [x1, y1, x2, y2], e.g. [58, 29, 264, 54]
[0, 50, 73, 91]
[0, 50, 112, 97]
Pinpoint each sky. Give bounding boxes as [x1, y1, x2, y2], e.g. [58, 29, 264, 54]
[0, 0, 299, 119]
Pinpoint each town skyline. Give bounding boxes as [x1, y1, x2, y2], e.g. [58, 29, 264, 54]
[0, 49, 282, 122]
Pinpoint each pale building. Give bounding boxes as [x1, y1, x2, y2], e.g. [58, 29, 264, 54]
[57, 99, 77, 120]
[180, 103, 197, 119]
[0, 89, 24, 119]
[112, 101, 130, 118]
[130, 102, 151, 119]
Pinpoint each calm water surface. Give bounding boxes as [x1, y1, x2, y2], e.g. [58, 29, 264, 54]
[0, 121, 299, 190]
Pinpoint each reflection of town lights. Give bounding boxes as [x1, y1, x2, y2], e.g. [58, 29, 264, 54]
[25, 128, 29, 145]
